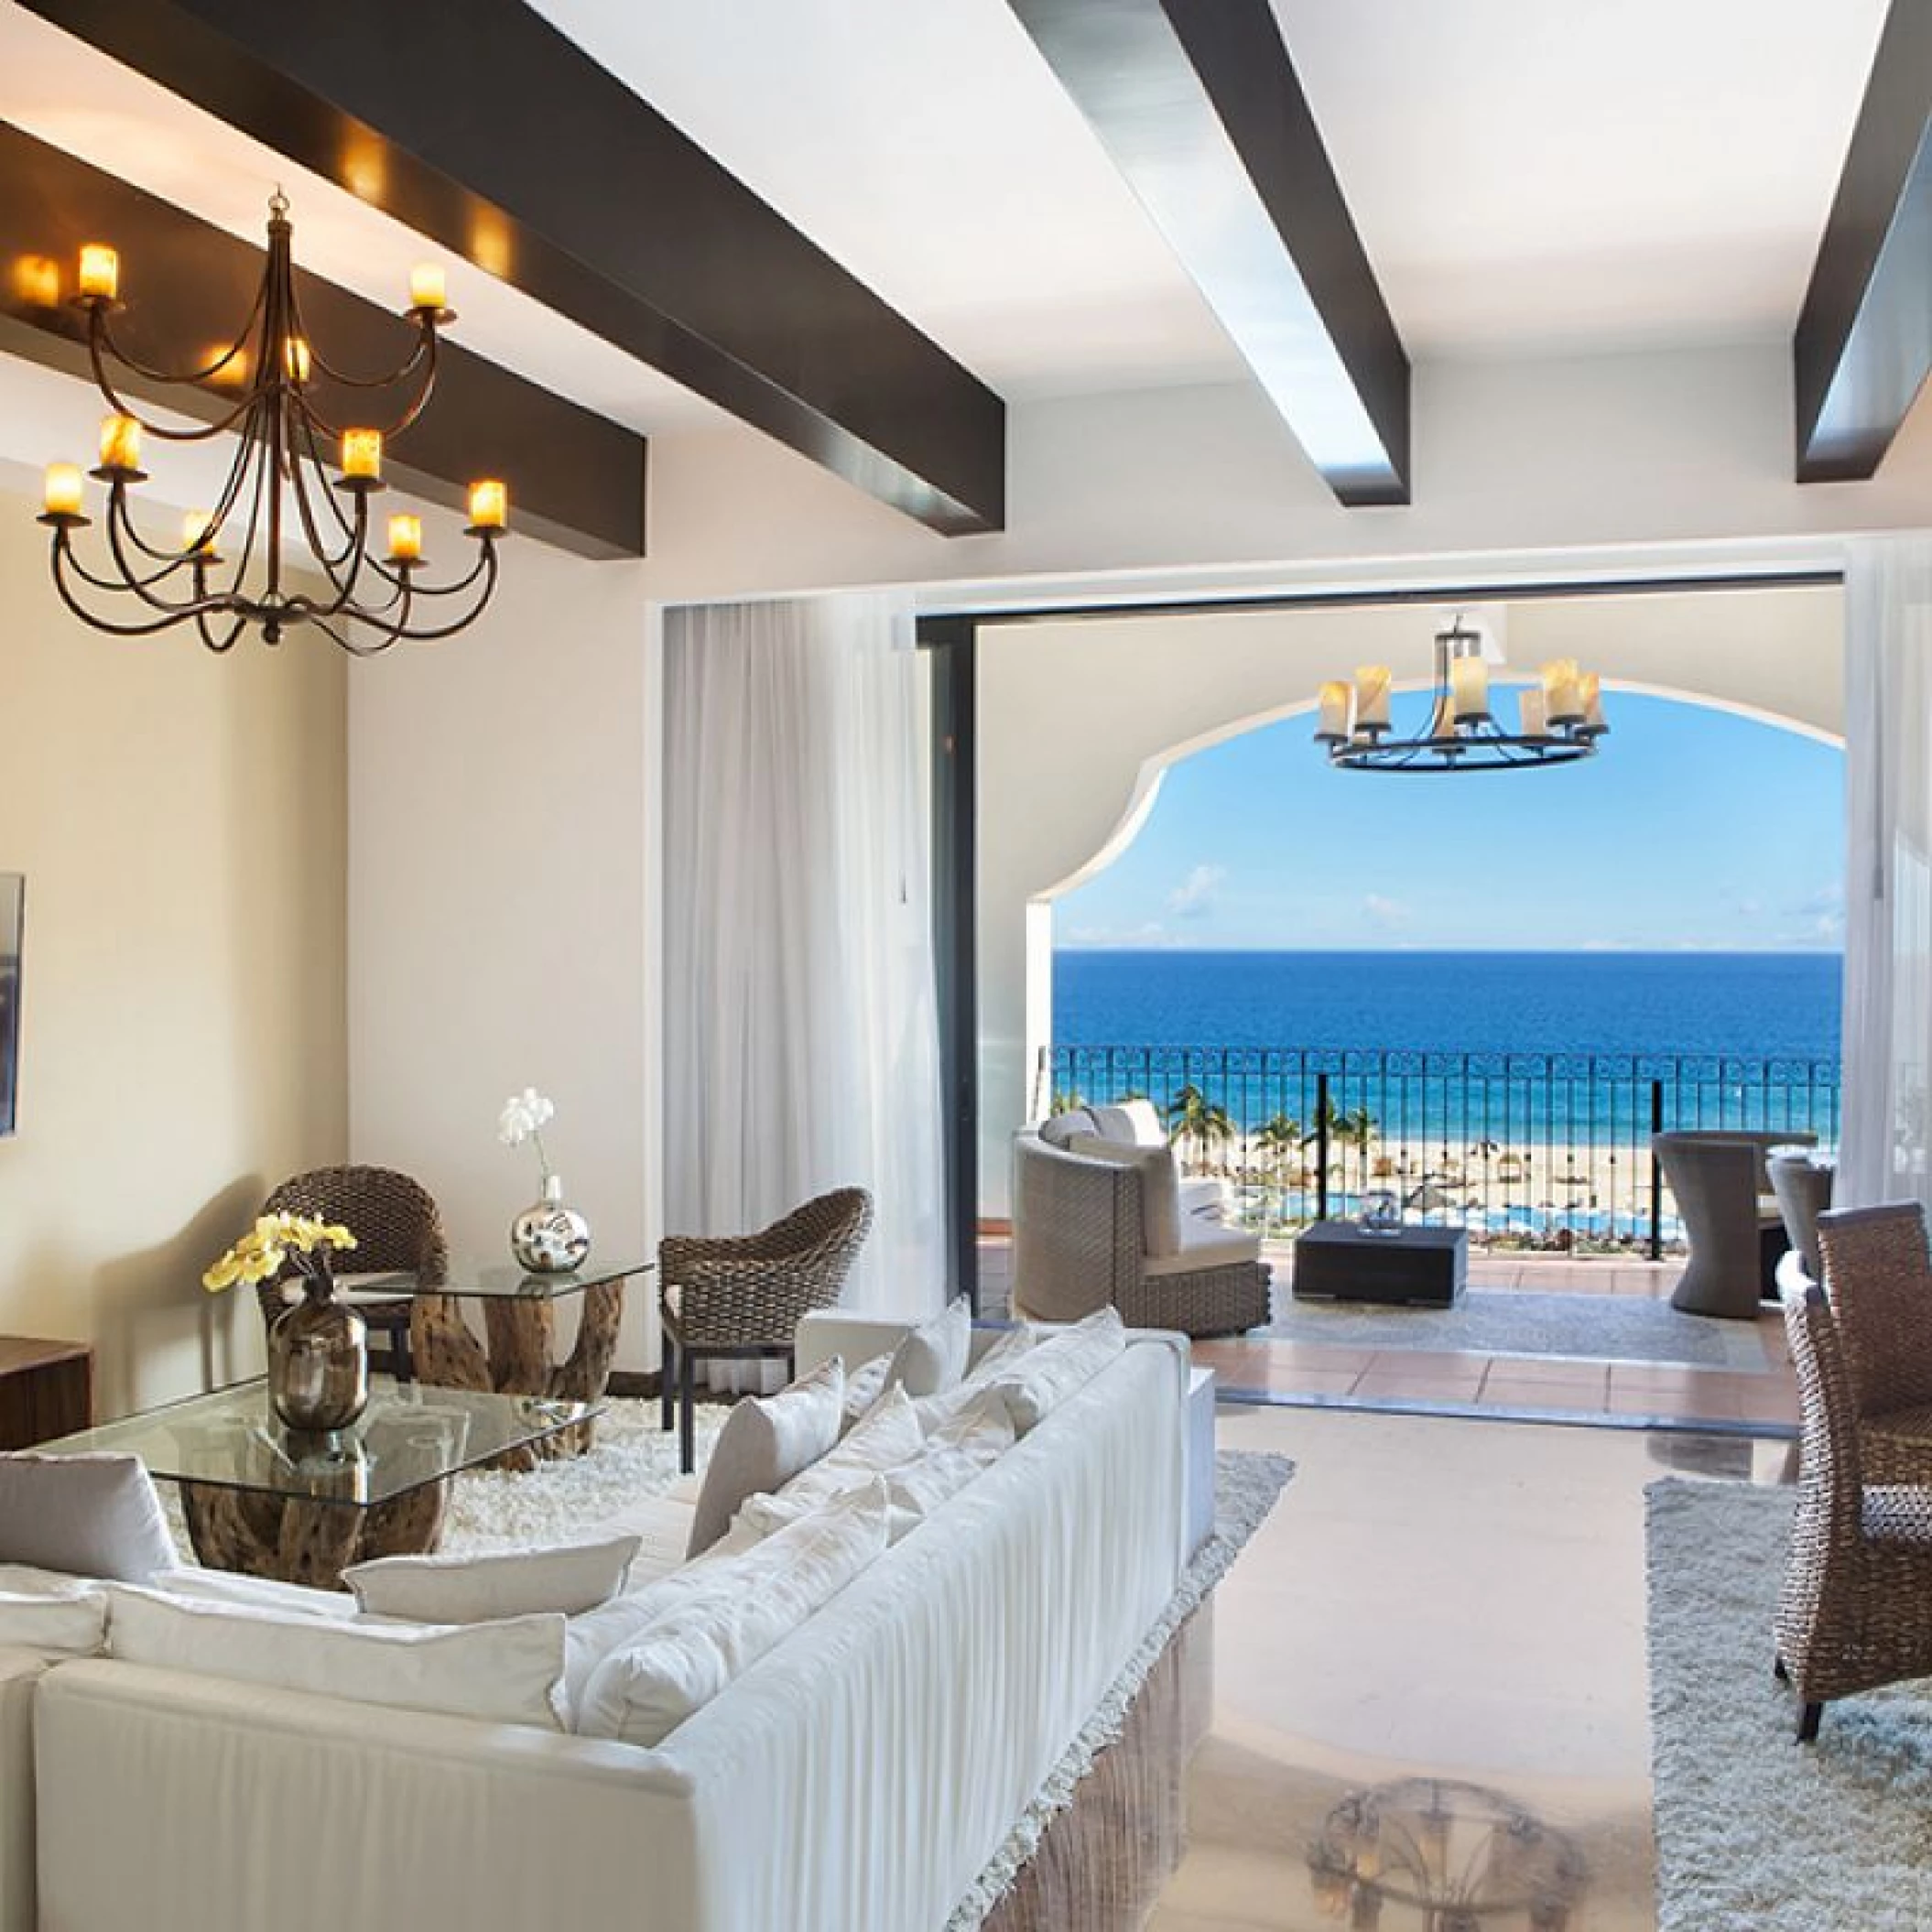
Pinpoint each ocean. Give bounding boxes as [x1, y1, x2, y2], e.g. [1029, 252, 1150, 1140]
[1052, 949, 1841, 1065]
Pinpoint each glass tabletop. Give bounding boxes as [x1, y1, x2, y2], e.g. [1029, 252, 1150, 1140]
[344, 1255, 653, 1301]
[31, 1377, 599, 1507]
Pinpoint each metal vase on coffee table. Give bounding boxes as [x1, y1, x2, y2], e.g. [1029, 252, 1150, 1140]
[511, 1172, 592, 1274]
[268, 1270, 369, 1434]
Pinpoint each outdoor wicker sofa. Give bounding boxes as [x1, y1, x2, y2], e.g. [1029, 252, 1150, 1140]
[1011, 1127, 1270, 1337]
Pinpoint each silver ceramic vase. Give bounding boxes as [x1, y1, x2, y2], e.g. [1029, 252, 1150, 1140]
[268, 1275, 369, 1434]
[511, 1172, 592, 1274]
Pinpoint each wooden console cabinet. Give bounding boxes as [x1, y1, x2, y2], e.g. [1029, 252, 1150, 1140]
[0, 1336, 94, 1449]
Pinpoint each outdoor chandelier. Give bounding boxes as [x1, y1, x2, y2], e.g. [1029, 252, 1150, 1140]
[37, 192, 507, 655]
[1315, 613, 1607, 773]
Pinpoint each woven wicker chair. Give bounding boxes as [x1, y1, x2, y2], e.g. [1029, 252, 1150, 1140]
[255, 1167, 449, 1382]
[1776, 1276, 1932, 1742]
[1816, 1202, 1932, 1484]
[1011, 1130, 1271, 1339]
[657, 1188, 874, 1472]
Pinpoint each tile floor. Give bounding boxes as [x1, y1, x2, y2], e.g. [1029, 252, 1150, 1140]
[977, 1239, 1799, 1435]
[987, 1403, 1798, 1931]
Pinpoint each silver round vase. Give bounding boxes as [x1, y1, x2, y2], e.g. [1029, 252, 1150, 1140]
[268, 1276, 369, 1434]
[511, 1173, 592, 1274]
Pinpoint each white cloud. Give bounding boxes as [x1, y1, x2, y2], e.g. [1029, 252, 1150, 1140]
[1060, 922, 1177, 950]
[1362, 894, 1410, 930]
[1168, 863, 1226, 920]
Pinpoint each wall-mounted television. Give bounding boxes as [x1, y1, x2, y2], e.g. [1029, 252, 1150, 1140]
[0, 874, 20, 1136]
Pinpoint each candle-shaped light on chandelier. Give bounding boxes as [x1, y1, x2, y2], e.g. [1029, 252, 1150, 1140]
[41, 464, 83, 521]
[77, 244, 118, 302]
[341, 429, 383, 481]
[1315, 679, 1355, 743]
[386, 514, 423, 563]
[1579, 672, 1607, 735]
[1354, 664, 1393, 731]
[1517, 686, 1548, 738]
[97, 413, 142, 474]
[1541, 657, 1583, 725]
[283, 336, 312, 385]
[181, 511, 220, 559]
[467, 479, 507, 530]
[408, 262, 447, 313]
[11, 255, 60, 309]
[1448, 654, 1489, 723]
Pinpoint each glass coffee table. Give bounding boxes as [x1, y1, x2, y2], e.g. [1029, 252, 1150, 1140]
[35, 1376, 598, 1588]
[346, 1256, 650, 1425]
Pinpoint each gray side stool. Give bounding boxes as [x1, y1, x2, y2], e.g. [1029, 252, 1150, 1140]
[1769, 1151, 1836, 1284]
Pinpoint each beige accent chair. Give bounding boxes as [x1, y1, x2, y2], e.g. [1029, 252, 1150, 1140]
[1653, 1129, 1815, 1319]
[1012, 1126, 1270, 1337]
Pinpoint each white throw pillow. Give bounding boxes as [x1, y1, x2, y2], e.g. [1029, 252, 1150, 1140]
[733, 1386, 925, 1540]
[1037, 1108, 1096, 1149]
[343, 1534, 642, 1623]
[686, 1355, 845, 1558]
[107, 1586, 569, 1730]
[911, 1322, 1038, 1433]
[841, 1352, 892, 1431]
[0, 1451, 178, 1583]
[987, 1307, 1128, 1435]
[885, 1390, 1015, 1542]
[883, 1297, 972, 1399]
[0, 1566, 108, 1653]
[1091, 1099, 1167, 1148]
[577, 1480, 890, 1748]
[1063, 1134, 1183, 1257]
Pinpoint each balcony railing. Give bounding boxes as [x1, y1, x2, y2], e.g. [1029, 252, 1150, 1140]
[1036, 1045, 1840, 1257]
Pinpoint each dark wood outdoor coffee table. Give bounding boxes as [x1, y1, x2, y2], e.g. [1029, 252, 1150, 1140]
[1293, 1221, 1469, 1308]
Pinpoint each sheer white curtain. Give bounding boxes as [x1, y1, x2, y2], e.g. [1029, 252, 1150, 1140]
[663, 593, 946, 1321]
[1839, 537, 1932, 1214]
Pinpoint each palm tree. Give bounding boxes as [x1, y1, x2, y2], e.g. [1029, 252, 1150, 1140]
[1166, 1083, 1234, 1172]
[1302, 1099, 1377, 1199]
[1253, 1112, 1303, 1231]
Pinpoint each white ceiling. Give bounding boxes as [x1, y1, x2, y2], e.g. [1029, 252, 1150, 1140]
[0, 0, 1898, 429]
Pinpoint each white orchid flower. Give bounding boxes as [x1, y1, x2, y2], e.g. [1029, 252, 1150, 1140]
[498, 1088, 558, 1183]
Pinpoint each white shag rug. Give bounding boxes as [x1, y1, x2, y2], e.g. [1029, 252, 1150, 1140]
[159, 1399, 1293, 1927]
[1648, 1477, 1932, 1931]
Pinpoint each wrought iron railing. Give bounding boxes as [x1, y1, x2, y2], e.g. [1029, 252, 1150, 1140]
[1036, 1045, 1840, 1256]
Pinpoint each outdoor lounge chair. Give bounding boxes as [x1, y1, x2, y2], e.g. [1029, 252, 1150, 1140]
[1012, 1127, 1270, 1337]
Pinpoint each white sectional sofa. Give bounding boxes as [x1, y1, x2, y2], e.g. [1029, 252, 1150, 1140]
[17, 1315, 1195, 1932]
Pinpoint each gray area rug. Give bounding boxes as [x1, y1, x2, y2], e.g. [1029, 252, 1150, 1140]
[1647, 1478, 1932, 1930]
[1275, 1289, 1771, 1373]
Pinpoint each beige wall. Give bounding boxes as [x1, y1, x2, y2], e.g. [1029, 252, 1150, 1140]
[0, 493, 347, 1418]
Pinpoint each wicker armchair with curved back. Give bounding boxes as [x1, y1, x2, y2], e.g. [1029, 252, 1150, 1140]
[1815, 1202, 1932, 1485]
[657, 1187, 874, 1471]
[255, 1166, 448, 1382]
[1776, 1275, 1932, 1742]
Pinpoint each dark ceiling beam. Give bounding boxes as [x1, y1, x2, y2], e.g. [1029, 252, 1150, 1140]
[1794, 0, 1932, 481]
[1008, 0, 1410, 506]
[24, 0, 1006, 537]
[0, 122, 645, 560]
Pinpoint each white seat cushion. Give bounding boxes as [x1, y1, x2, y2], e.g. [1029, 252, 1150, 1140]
[1091, 1099, 1167, 1148]
[1142, 1213, 1264, 1277]
[1037, 1108, 1097, 1149]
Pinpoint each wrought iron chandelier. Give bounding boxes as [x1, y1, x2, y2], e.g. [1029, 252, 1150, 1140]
[37, 192, 506, 655]
[1315, 614, 1607, 773]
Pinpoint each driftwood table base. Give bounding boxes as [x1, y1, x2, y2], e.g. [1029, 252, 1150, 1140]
[179, 1478, 450, 1589]
[411, 1278, 625, 1459]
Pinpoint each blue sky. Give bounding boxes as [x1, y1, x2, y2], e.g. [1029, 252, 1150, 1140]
[1056, 692, 1844, 953]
